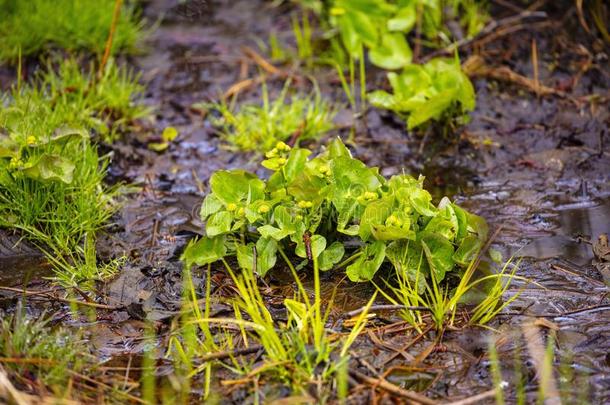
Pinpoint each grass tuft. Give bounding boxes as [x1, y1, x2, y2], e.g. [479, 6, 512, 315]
[2, 57, 150, 143]
[201, 80, 336, 153]
[0, 310, 87, 391]
[0, 0, 144, 62]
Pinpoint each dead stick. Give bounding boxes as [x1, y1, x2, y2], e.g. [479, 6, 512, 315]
[344, 304, 431, 318]
[350, 369, 437, 405]
[195, 345, 263, 364]
[442, 388, 498, 405]
[0, 365, 29, 405]
[0, 286, 122, 310]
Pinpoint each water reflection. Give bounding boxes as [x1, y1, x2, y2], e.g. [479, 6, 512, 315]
[518, 201, 610, 265]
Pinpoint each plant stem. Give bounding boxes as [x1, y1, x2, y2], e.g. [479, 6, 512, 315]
[99, 0, 123, 78]
[277, 245, 311, 311]
[313, 253, 322, 348]
[335, 251, 363, 270]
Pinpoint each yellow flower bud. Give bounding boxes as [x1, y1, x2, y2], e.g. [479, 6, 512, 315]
[226, 203, 237, 212]
[297, 200, 313, 209]
[237, 207, 245, 216]
[258, 204, 270, 214]
[276, 141, 291, 151]
[364, 191, 377, 201]
[26, 135, 36, 145]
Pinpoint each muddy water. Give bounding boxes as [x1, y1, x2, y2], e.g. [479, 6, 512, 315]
[1, 0, 609, 402]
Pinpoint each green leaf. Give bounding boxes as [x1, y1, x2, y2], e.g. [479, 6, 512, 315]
[420, 232, 455, 281]
[261, 157, 286, 171]
[287, 169, 327, 203]
[283, 148, 311, 183]
[181, 236, 227, 268]
[148, 142, 170, 152]
[337, 14, 361, 55]
[389, 65, 430, 96]
[296, 234, 327, 259]
[388, 6, 416, 32]
[236, 237, 277, 276]
[327, 137, 352, 159]
[0, 137, 18, 158]
[368, 32, 412, 70]
[489, 248, 503, 264]
[22, 154, 75, 184]
[284, 298, 307, 329]
[209, 170, 265, 204]
[258, 224, 293, 241]
[409, 188, 436, 217]
[407, 89, 455, 129]
[206, 211, 233, 236]
[330, 155, 382, 210]
[318, 242, 345, 271]
[49, 127, 88, 145]
[359, 198, 393, 241]
[346, 10, 378, 48]
[386, 240, 427, 292]
[368, 90, 397, 110]
[453, 235, 482, 266]
[346, 241, 386, 282]
[162, 126, 179, 142]
[425, 203, 458, 241]
[200, 193, 223, 219]
[466, 211, 489, 241]
[452, 204, 469, 241]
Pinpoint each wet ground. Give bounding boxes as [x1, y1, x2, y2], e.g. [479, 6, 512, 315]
[1, 0, 609, 402]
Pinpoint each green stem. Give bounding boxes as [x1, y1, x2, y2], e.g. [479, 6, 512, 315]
[277, 245, 312, 311]
[313, 253, 321, 348]
[335, 251, 363, 270]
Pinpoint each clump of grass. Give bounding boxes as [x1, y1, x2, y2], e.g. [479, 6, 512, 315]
[171, 255, 372, 401]
[202, 81, 336, 153]
[2, 57, 149, 143]
[0, 58, 135, 283]
[0, 310, 87, 392]
[0, 0, 144, 62]
[377, 250, 521, 332]
[220, 250, 371, 398]
[0, 129, 116, 259]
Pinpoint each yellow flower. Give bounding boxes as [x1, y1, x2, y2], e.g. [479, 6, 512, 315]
[26, 135, 36, 145]
[258, 204, 270, 214]
[226, 203, 238, 212]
